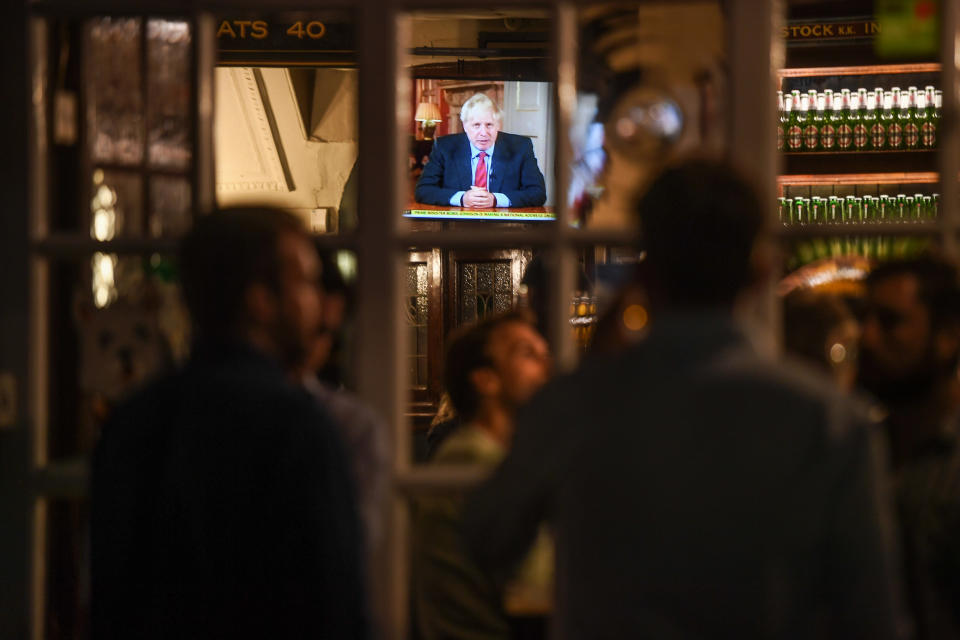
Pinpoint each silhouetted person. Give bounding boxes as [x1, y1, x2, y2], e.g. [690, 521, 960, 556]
[858, 257, 960, 639]
[414, 312, 552, 640]
[465, 160, 908, 639]
[91, 208, 369, 639]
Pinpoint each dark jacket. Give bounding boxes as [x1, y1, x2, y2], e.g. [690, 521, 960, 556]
[465, 312, 909, 640]
[414, 132, 547, 207]
[91, 341, 369, 640]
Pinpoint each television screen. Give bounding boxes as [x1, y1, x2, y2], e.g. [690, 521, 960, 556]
[405, 79, 555, 222]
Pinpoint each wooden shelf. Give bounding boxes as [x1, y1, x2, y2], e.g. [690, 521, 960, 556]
[777, 222, 942, 238]
[778, 171, 939, 186]
[782, 150, 937, 175]
[778, 62, 941, 78]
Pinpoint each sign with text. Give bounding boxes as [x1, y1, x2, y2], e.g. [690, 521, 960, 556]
[216, 16, 355, 65]
[782, 20, 882, 42]
[404, 209, 555, 222]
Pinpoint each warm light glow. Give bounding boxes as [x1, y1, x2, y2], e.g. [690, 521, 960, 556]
[94, 287, 110, 308]
[90, 179, 117, 241]
[96, 253, 115, 281]
[622, 304, 648, 332]
[414, 102, 442, 123]
[91, 252, 118, 309]
[829, 343, 847, 364]
[92, 209, 112, 241]
[336, 250, 357, 282]
[97, 184, 116, 208]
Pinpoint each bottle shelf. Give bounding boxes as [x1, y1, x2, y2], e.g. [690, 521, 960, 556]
[778, 171, 938, 186]
[777, 222, 941, 237]
[778, 62, 941, 79]
[782, 150, 936, 175]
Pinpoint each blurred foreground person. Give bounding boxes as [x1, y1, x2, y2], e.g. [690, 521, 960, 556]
[415, 312, 553, 640]
[92, 209, 368, 639]
[783, 290, 860, 391]
[465, 160, 908, 639]
[295, 253, 389, 565]
[858, 257, 960, 639]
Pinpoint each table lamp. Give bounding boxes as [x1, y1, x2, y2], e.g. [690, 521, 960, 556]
[414, 102, 442, 140]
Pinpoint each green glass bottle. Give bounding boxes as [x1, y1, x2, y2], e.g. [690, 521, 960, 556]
[933, 193, 940, 220]
[777, 91, 785, 151]
[923, 195, 933, 220]
[864, 195, 878, 223]
[920, 86, 936, 149]
[881, 91, 901, 149]
[785, 94, 802, 151]
[904, 87, 920, 149]
[896, 194, 907, 222]
[802, 90, 819, 151]
[823, 93, 843, 151]
[897, 91, 913, 150]
[808, 93, 826, 151]
[797, 94, 814, 152]
[837, 90, 854, 151]
[778, 196, 787, 224]
[810, 196, 823, 224]
[852, 88, 869, 151]
[878, 194, 890, 222]
[864, 91, 882, 150]
[832, 195, 844, 223]
[795, 197, 808, 225]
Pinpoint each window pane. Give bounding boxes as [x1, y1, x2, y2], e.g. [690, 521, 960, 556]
[401, 9, 556, 228]
[89, 169, 143, 239]
[149, 175, 192, 238]
[85, 17, 144, 166]
[44, 254, 187, 462]
[213, 11, 358, 233]
[147, 19, 193, 170]
[569, 2, 726, 230]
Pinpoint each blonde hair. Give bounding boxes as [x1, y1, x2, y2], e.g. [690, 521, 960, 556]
[459, 93, 503, 125]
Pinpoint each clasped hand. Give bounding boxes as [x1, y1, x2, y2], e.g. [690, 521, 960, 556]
[462, 186, 496, 209]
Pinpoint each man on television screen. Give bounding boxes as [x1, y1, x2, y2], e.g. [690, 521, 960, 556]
[415, 93, 547, 209]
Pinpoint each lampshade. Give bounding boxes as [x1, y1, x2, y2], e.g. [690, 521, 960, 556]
[414, 102, 442, 123]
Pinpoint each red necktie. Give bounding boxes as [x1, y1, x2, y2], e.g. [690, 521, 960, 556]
[474, 151, 487, 189]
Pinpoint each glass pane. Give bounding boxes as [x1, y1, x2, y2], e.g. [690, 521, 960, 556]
[43, 498, 90, 640]
[401, 9, 556, 228]
[90, 169, 143, 239]
[776, 1, 944, 351]
[147, 19, 193, 170]
[45, 255, 188, 462]
[149, 175, 192, 237]
[406, 264, 420, 296]
[778, 184, 939, 226]
[478, 262, 494, 293]
[213, 11, 358, 233]
[570, 2, 725, 230]
[86, 17, 144, 165]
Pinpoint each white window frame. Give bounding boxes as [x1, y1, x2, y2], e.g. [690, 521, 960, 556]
[22, 1, 960, 638]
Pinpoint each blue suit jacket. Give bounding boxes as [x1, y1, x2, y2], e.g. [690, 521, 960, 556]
[414, 131, 547, 207]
